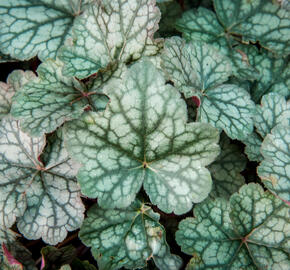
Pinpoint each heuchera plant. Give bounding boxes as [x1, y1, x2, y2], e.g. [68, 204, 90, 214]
[0, 0, 289, 269]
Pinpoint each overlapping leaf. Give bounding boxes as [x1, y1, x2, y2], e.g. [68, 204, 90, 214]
[0, 118, 84, 245]
[59, 0, 161, 78]
[65, 60, 220, 214]
[243, 93, 290, 162]
[79, 200, 182, 270]
[161, 37, 255, 140]
[258, 125, 290, 202]
[176, 183, 290, 269]
[209, 134, 246, 199]
[0, 0, 92, 61]
[11, 59, 109, 137]
[249, 51, 290, 102]
[177, 0, 290, 56]
[0, 70, 36, 121]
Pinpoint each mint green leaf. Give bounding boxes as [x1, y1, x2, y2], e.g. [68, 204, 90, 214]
[255, 93, 290, 138]
[0, 118, 85, 244]
[0, 0, 91, 61]
[242, 132, 263, 162]
[176, 7, 224, 44]
[59, 0, 160, 79]
[11, 59, 108, 137]
[198, 84, 255, 140]
[250, 50, 290, 102]
[80, 200, 182, 270]
[258, 125, 290, 202]
[0, 70, 36, 121]
[65, 60, 220, 214]
[214, 0, 290, 55]
[209, 134, 246, 199]
[162, 37, 255, 140]
[176, 183, 290, 269]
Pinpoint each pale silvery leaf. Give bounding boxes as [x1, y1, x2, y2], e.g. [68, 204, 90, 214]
[79, 200, 182, 270]
[11, 59, 109, 137]
[176, 183, 290, 269]
[255, 93, 290, 138]
[0, 70, 36, 121]
[258, 125, 290, 202]
[0, 0, 91, 61]
[161, 37, 255, 140]
[209, 134, 246, 199]
[0, 118, 85, 245]
[65, 60, 220, 215]
[59, 0, 161, 78]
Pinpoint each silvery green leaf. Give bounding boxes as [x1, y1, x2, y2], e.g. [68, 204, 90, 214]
[65, 60, 220, 215]
[209, 134, 246, 199]
[162, 37, 255, 140]
[198, 84, 255, 140]
[176, 183, 290, 269]
[79, 200, 182, 270]
[59, 0, 161, 78]
[11, 59, 109, 137]
[162, 37, 232, 93]
[258, 125, 290, 202]
[255, 93, 290, 138]
[214, 0, 290, 55]
[249, 51, 290, 102]
[0, 0, 91, 61]
[0, 70, 36, 121]
[176, 7, 224, 44]
[0, 118, 84, 245]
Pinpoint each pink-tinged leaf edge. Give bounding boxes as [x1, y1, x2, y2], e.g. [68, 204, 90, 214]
[2, 243, 23, 269]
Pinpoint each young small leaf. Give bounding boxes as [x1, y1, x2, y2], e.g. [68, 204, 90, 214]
[65, 60, 220, 214]
[79, 200, 182, 270]
[0, 118, 85, 245]
[176, 183, 290, 269]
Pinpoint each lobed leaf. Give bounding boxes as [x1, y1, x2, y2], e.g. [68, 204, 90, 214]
[161, 37, 255, 140]
[11, 59, 109, 137]
[0, 118, 84, 245]
[0, 0, 91, 61]
[65, 60, 220, 214]
[59, 0, 161, 78]
[79, 200, 182, 270]
[176, 183, 290, 269]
